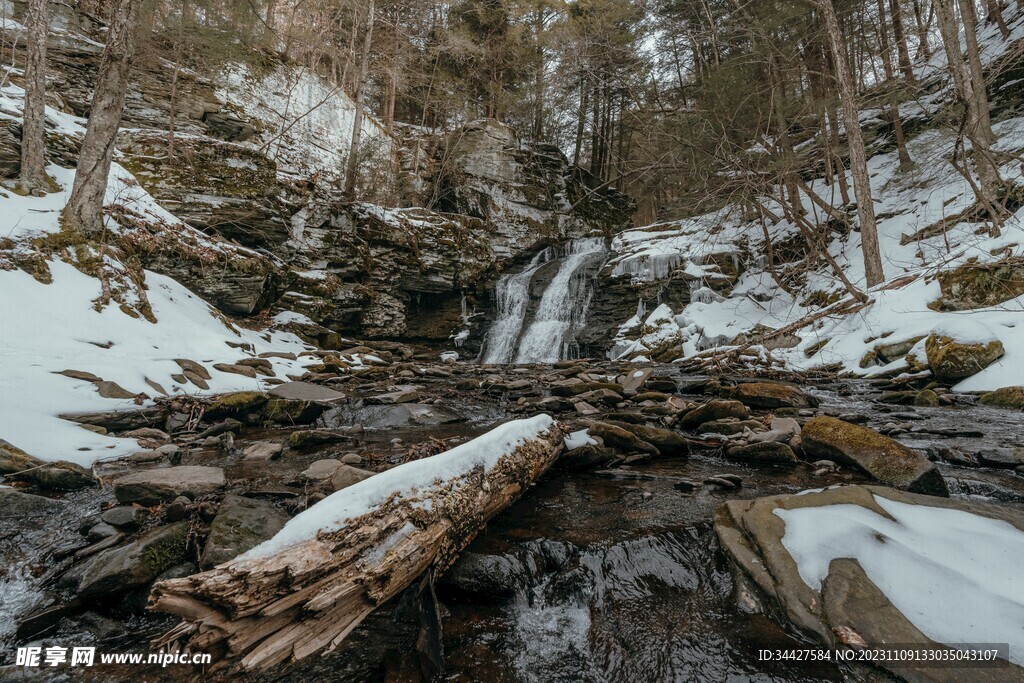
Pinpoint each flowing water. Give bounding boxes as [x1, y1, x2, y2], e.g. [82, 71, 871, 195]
[483, 239, 607, 364]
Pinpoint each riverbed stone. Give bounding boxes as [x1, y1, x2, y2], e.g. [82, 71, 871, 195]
[267, 381, 346, 402]
[329, 465, 375, 491]
[728, 382, 818, 410]
[200, 495, 288, 569]
[978, 386, 1024, 409]
[204, 391, 268, 418]
[438, 551, 529, 599]
[70, 522, 189, 600]
[101, 506, 149, 530]
[113, 466, 226, 505]
[726, 442, 799, 467]
[604, 421, 688, 456]
[678, 400, 749, 428]
[697, 418, 766, 436]
[801, 417, 947, 496]
[8, 461, 97, 491]
[243, 441, 285, 461]
[0, 439, 44, 474]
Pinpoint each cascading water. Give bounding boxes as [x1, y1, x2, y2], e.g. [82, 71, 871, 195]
[481, 238, 607, 364]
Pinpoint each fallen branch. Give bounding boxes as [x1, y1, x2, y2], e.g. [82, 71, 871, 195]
[149, 415, 565, 671]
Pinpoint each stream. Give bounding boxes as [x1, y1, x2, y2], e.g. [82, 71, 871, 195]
[2, 374, 1022, 682]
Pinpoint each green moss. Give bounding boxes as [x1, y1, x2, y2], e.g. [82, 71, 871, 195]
[978, 386, 1024, 409]
[206, 391, 268, 417]
[913, 389, 940, 407]
[139, 523, 188, 577]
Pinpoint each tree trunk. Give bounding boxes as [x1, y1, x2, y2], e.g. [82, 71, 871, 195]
[983, 0, 1011, 38]
[532, 7, 544, 141]
[572, 73, 589, 177]
[818, 0, 885, 287]
[151, 419, 565, 672]
[877, 0, 914, 171]
[19, 0, 48, 193]
[912, 0, 931, 61]
[61, 0, 139, 237]
[343, 0, 375, 199]
[888, 0, 915, 81]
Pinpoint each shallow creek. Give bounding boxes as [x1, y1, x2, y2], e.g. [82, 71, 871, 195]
[2, 378, 1022, 682]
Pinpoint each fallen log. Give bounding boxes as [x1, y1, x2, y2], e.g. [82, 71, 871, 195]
[149, 415, 564, 671]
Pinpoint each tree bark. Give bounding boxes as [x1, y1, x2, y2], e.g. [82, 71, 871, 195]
[877, 0, 914, 171]
[19, 0, 48, 193]
[818, 0, 885, 287]
[61, 0, 140, 237]
[888, 0, 915, 81]
[151, 420, 565, 671]
[343, 0, 375, 199]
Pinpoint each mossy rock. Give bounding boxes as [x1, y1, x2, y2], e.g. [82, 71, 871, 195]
[0, 439, 44, 474]
[912, 389, 939, 407]
[728, 382, 818, 410]
[205, 391, 268, 419]
[74, 522, 189, 600]
[801, 416, 947, 496]
[264, 397, 326, 425]
[978, 386, 1024, 409]
[726, 441, 799, 467]
[924, 334, 1004, 381]
[934, 257, 1024, 311]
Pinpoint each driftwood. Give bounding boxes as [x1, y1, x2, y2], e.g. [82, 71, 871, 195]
[149, 417, 565, 671]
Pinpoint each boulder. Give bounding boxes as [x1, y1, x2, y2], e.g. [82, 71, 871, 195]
[437, 551, 529, 599]
[0, 439, 44, 474]
[714, 485, 1024, 682]
[204, 391, 268, 419]
[604, 421, 689, 456]
[935, 257, 1024, 311]
[267, 381, 345, 402]
[288, 429, 356, 448]
[113, 466, 226, 506]
[581, 421, 660, 457]
[101, 506, 149, 530]
[364, 387, 421, 405]
[801, 417, 947, 496]
[301, 459, 344, 481]
[618, 368, 653, 394]
[0, 488, 66, 528]
[242, 441, 285, 461]
[725, 442, 799, 467]
[728, 382, 818, 410]
[200, 495, 289, 569]
[8, 461, 96, 491]
[678, 400, 749, 428]
[68, 522, 189, 600]
[978, 386, 1024, 409]
[925, 334, 1004, 382]
[697, 418, 766, 436]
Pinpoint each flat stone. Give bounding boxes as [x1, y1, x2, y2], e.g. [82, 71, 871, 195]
[267, 381, 345, 402]
[68, 522, 189, 600]
[618, 368, 653, 394]
[0, 439, 44, 474]
[729, 382, 818, 410]
[200, 495, 288, 569]
[94, 380, 138, 399]
[726, 442, 799, 467]
[364, 387, 422, 405]
[174, 359, 211, 380]
[8, 461, 97, 491]
[243, 441, 285, 461]
[679, 400, 749, 428]
[976, 448, 1024, 469]
[301, 459, 344, 481]
[58, 369, 103, 382]
[101, 506, 149, 530]
[122, 427, 170, 441]
[213, 363, 258, 378]
[113, 466, 226, 506]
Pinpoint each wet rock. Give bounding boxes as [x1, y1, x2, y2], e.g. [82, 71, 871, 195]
[204, 391, 268, 419]
[438, 551, 528, 599]
[551, 381, 623, 398]
[301, 459, 344, 481]
[925, 333, 1004, 382]
[801, 417, 947, 496]
[66, 522, 189, 600]
[604, 421, 688, 456]
[338, 403, 464, 429]
[60, 407, 169, 432]
[113, 466, 226, 506]
[726, 442, 799, 467]
[704, 476, 739, 490]
[678, 400, 749, 428]
[288, 429, 355, 448]
[364, 387, 422, 405]
[164, 496, 191, 522]
[976, 448, 1024, 469]
[0, 488, 66, 526]
[127, 449, 166, 464]
[618, 368, 653, 394]
[978, 386, 1024, 409]
[673, 479, 699, 492]
[727, 382, 818, 410]
[330, 465, 375, 491]
[556, 444, 618, 471]
[87, 522, 119, 543]
[101, 506, 149, 530]
[581, 421, 660, 457]
[200, 495, 288, 569]
[263, 398, 327, 425]
[268, 381, 345, 402]
[243, 441, 285, 461]
[0, 439, 45, 473]
[913, 389, 939, 407]
[697, 418, 766, 436]
[8, 461, 97, 491]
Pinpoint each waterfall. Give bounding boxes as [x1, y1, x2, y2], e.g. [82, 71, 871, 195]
[480, 249, 550, 364]
[482, 238, 606, 364]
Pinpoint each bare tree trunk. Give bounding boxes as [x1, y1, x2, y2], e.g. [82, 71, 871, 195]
[343, 0, 375, 199]
[818, 0, 885, 287]
[571, 73, 589, 177]
[912, 0, 931, 61]
[888, 0, 915, 81]
[19, 0, 48, 193]
[983, 0, 1011, 38]
[61, 0, 139, 237]
[877, 0, 914, 171]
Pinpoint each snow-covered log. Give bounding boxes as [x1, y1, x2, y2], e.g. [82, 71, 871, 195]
[149, 415, 564, 670]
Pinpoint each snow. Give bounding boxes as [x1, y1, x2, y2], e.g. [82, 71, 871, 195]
[241, 415, 556, 559]
[775, 494, 1024, 665]
[563, 429, 597, 451]
[0, 260, 310, 465]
